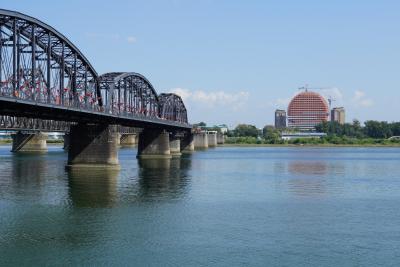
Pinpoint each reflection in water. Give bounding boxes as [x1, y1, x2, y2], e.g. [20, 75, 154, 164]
[11, 153, 49, 186]
[67, 169, 119, 207]
[137, 155, 192, 200]
[1, 147, 400, 266]
[8, 151, 67, 201]
[67, 154, 193, 206]
[288, 161, 328, 176]
[287, 161, 328, 197]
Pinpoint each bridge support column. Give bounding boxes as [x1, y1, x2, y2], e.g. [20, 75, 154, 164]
[120, 133, 137, 146]
[217, 133, 225, 145]
[63, 133, 70, 150]
[137, 129, 171, 159]
[67, 124, 120, 169]
[207, 132, 217, 147]
[169, 135, 182, 157]
[116, 133, 121, 146]
[194, 132, 208, 149]
[181, 133, 194, 153]
[11, 132, 48, 152]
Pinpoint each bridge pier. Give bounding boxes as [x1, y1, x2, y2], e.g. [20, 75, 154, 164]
[194, 132, 208, 149]
[217, 133, 225, 145]
[63, 133, 70, 150]
[207, 132, 217, 147]
[181, 133, 194, 153]
[11, 132, 48, 152]
[120, 133, 137, 146]
[137, 129, 171, 159]
[67, 124, 120, 169]
[169, 135, 182, 157]
[115, 133, 121, 146]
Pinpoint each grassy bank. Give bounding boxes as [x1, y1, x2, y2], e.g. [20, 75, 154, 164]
[0, 139, 64, 145]
[225, 136, 400, 147]
[222, 143, 400, 147]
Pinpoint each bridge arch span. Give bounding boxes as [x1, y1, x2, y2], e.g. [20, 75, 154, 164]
[98, 72, 159, 118]
[0, 9, 102, 108]
[0, 9, 190, 129]
[159, 93, 188, 124]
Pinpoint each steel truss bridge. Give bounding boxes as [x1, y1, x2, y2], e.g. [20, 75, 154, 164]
[0, 9, 190, 131]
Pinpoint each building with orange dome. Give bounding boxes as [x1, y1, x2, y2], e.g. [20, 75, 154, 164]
[287, 91, 329, 131]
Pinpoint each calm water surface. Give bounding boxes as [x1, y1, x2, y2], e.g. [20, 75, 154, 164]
[0, 145, 400, 266]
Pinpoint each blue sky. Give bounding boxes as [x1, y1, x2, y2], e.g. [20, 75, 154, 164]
[3, 0, 400, 128]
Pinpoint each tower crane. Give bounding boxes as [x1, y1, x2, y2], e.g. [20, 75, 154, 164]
[327, 96, 336, 110]
[298, 84, 331, 92]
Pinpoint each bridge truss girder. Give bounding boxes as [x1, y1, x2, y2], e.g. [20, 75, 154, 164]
[0, 9, 190, 130]
[159, 93, 188, 124]
[0, 9, 101, 110]
[99, 72, 160, 118]
[0, 115, 72, 132]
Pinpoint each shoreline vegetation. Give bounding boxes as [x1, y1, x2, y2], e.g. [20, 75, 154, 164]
[225, 137, 400, 147]
[217, 120, 400, 147]
[0, 139, 63, 145]
[1, 138, 399, 147]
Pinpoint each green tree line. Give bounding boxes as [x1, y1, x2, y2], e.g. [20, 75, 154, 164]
[224, 121, 400, 145]
[316, 120, 400, 139]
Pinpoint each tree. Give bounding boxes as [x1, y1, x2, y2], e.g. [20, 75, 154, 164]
[391, 122, 400, 136]
[233, 124, 259, 137]
[315, 121, 329, 133]
[364, 121, 392, 138]
[262, 125, 280, 143]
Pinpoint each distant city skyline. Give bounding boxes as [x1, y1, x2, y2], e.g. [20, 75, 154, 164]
[3, 1, 399, 127]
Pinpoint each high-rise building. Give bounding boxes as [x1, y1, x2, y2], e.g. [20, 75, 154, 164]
[287, 91, 329, 131]
[275, 109, 287, 129]
[331, 107, 345, 124]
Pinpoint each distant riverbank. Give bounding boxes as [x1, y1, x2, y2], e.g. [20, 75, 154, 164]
[0, 139, 63, 145]
[1, 139, 399, 148]
[225, 136, 400, 147]
[222, 143, 400, 147]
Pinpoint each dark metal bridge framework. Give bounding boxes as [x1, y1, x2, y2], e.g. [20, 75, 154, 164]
[0, 9, 190, 131]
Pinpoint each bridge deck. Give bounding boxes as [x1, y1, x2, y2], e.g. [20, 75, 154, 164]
[0, 96, 191, 131]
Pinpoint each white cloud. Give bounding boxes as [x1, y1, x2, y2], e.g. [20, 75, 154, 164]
[86, 32, 120, 41]
[266, 97, 291, 108]
[170, 88, 249, 110]
[170, 88, 192, 101]
[320, 87, 344, 102]
[352, 90, 373, 107]
[127, 36, 137, 43]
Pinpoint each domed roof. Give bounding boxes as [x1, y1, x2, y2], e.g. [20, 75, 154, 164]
[288, 91, 329, 116]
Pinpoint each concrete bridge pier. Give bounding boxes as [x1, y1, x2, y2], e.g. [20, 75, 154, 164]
[207, 132, 217, 147]
[120, 133, 137, 146]
[137, 129, 171, 159]
[194, 132, 208, 149]
[66, 123, 120, 170]
[63, 133, 70, 150]
[217, 133, 225, 145]
[116, 133, 121, 146]
[11, 131, 48, 152]
[169, 135, 182, 157]
[181, 133, 194, 153]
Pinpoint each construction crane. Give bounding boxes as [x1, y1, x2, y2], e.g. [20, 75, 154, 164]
[298, 84, 331, 92]
[327, 95, 336, 110]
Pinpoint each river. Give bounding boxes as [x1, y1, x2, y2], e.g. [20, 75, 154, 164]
[0, 145, 399, 266]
